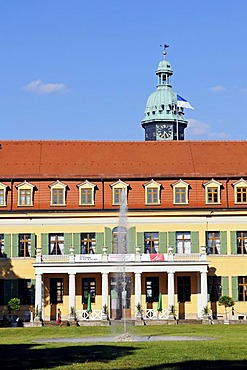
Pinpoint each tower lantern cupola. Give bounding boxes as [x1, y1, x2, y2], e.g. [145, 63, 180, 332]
[141, 46, 188, 141]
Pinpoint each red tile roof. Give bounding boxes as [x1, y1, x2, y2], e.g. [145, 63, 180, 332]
[0, 140, 246, 179]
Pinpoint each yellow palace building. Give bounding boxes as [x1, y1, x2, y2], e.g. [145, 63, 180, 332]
[0, 50, 247, 324]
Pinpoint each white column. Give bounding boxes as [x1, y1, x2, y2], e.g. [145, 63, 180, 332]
[167, 271, 175, 309]
[102, 272, 109, 308]
[135, 272, 142, 307]
[35, 273, 43, 318]
[69, 273, 76, 312]
[199, 271, 208, 317]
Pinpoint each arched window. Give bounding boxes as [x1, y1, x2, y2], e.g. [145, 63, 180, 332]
[112, 226, 127, 254]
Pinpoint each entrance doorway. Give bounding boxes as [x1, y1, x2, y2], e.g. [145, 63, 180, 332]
[110, 276, 131, 319]
[177, 276, 191, 319]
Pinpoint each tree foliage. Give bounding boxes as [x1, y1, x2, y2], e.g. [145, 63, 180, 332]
[7, 298, 20, 312]
[218, 295, 234, 308]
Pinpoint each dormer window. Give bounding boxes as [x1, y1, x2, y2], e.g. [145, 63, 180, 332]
[49, 180, 67, 206]
[233, 179, 247, 204]
[16, 181, 35, 206]
[0, 182, 7, 207]
[204, 179, 222, 204]
[172, 180, 189, 204]
[144, 180, 161, 205]
[77, 180, 96, 206]
[111, 180, 129, 205]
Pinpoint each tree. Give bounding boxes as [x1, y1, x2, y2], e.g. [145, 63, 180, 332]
[218, 295, 234, 320]
[7, 298, 20, 314]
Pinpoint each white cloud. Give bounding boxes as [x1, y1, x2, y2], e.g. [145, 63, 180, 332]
[208, 85, 228, 92]
[186, 119, 230, 140]
[23, 79, 66, 94]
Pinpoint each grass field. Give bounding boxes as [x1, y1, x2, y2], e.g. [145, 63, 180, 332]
[0, 324, 247, 369]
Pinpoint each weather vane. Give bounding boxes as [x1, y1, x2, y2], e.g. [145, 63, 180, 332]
[160, 44, 169, 51]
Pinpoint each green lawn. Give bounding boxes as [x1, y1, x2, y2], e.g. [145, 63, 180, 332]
[0, 324, 247, 369]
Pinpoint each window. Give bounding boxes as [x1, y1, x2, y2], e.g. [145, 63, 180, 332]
[176, 232, 191, 254]
[82, 278, 96, 304]
[19, 234, 31, 257]
[111, 180, 129, 206]
[52, 189, 64, 205]
[20, 189, 31, 205]
[0, 280, 4, 305]
[81, 233, 96, 254]
[144, 232, 159, 253]
[237, 232, 247, 254]
[233, 179, 247, 204]
[207, 188, 218, 203]
[207, 232, 221, 254]
[49, 234, 64, 255]
[204, 179, 221, 204]
[172, 180, 189, 205]
[0, 234, 6, 258]
[50, 278, 63, 304]
[49, 180, 67, 206]
[175, 188, 186, 203]
[147, 188, 158, 203]
[238, 277, 247, 301]
[208, 276, 221, 302]
[236, 188, 247, 203]
[0, 189, 4, 206]
[16, 181, 34, 207]
[78, 180, 96, 206]
[112, 227, 127, 254]
[18, 279, 34, 305]
[144, 180, 161, 205]
[146, 277, 159, 303]
[177, 276, 191, 302]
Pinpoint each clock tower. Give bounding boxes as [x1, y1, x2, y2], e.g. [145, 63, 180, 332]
[141, 47, 188, 141]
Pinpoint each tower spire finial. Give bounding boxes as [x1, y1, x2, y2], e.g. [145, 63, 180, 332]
[160, 44, 169, 58]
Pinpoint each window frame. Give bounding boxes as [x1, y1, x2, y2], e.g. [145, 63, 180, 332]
[233, 179, 247, 204]
[238, 276, 247, 302]
[77, 180, 96, 206]
[237, 231, 247, 254]
[145, 276, 159, 303]
[206, 231, 221, 254]
[111, 179, 129, 206]
[144, 180, 161, 205]
[50, 278, 64, 304]
[204, 179, 222, 205]
[0, 182, 7, 207]
[172, 180, 189, 205]
[144, 232, 159, 254]
[176, 232, 191, 254]
[82, 278, 96, 304]
[19, 233, 31, 257]
[49, 233, 64, 255]
[49, 180, 67, 206]
[81, 233, 96, 254]
[16, 181, 34, 207]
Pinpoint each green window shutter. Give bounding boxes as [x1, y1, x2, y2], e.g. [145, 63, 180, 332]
[221, 276, 229, 296]
[230, 231, 237, 255]
[96, 233, 104, 254]
[231, 276, 238, 301]
[168, 232, 176, 252]
[105, 227, 112, 254]
[64, 233, 72, 255]
[220, 231, 227, 255]
[4, 280, 12, 304]
[41, 233, 49, 254]
[4, 234, 11, 257]
[31, 279, 36, 305]
[128, 227, 136, 254]
[30, 233, 36, 257]
[12, 234, 18, 257]
[159, 232, 167, 253]
[73, 233, 81, 254]
[191, 231, 199, 253]
[137, 232, 144, 253]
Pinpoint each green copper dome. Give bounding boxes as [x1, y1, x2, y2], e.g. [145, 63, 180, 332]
[141, 50, 187, 125]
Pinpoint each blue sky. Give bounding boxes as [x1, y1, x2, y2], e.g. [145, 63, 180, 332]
[1, 0, 247, 141]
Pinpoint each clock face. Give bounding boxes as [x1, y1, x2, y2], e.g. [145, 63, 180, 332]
[156, 124, 173, 140]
